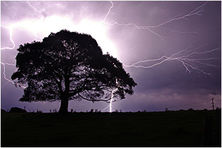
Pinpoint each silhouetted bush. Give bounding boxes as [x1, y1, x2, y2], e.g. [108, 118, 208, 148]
[215, 107, 220, 111]
[9, 107, 27, 113]
[1, 109, 6, 113]
[36, 110, 42, 113]
[188, 108, 194, 111]
[203, 109, 208, 112]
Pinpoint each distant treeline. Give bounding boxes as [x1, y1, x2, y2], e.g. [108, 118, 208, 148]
[2, 107, 221, 113]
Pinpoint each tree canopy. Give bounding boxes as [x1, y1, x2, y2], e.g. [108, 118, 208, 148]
[11, 30, 136, 113]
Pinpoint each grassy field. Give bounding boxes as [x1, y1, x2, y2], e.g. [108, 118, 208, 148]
[1, 110, 221, 146]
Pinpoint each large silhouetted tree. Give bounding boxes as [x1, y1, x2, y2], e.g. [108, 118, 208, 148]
[11, 30, 136, 113]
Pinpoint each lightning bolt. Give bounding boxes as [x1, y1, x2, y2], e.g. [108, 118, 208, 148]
[102, 1, 218, 76]
[104, 1, 207, 40]
[1, 26, 15, 50]
[109, 89, 115, 113]
[26, 1, 46, 18]
[1, 62, 26, 89]
[103, 1, 113, 23]
[124, 46, 219, 76]
[146, 2, 207, 28]
[1, 62, 15, 84]
[101, 1, 218, 112]
[1, 25, 17, 86]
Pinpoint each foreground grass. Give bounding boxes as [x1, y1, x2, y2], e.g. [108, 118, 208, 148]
[1, 110, 221, 146]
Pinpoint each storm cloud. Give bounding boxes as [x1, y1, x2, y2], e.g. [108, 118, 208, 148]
[1, 1, 221, 112]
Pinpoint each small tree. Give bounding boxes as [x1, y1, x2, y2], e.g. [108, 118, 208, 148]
[12, 30, 136, 113]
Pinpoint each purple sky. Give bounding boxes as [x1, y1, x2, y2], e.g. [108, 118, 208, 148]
[1, 1, 221, 112]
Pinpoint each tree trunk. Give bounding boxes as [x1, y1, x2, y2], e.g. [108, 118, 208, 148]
[59, 75, 70, 114]
[59, 97, 69, 113]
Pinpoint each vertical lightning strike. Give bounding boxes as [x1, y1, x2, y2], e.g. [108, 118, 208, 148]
[1, 26, 17, 87]
[109, 89, 114, 113]
[109, 79, 119, 113]
[1, 27, 15, 50]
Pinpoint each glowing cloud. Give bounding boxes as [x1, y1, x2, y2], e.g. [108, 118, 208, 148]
[2, 15, 118, 57]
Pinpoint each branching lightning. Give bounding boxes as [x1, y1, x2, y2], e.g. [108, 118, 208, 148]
[146, 2, 207, 28]
[101, 1, 218, 112]
[1, 62, 26, 89]
[124, 47, 219, 76]
[1, 62, 15, 84]
[1, 1, 219, 112]
[105, 1, 207, 39]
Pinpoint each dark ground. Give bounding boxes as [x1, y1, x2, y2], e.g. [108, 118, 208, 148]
[1, 109, 221, 147]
